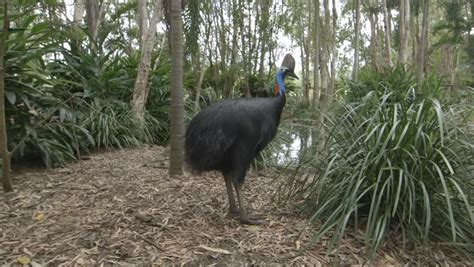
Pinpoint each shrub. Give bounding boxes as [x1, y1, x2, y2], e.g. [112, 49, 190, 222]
[280, 68, 474, 260]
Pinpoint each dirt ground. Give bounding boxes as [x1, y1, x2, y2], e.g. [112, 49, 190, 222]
[0, 146, 471, 266]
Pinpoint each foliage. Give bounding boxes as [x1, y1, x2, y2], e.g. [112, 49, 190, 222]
[3, 9, 172, 168]
[280, 68, 474, 260]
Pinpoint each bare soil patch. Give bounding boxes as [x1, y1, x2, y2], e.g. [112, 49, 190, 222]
[0, 146, 470, 265]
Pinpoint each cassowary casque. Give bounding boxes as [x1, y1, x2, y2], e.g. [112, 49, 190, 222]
[185, 54, 298, 225]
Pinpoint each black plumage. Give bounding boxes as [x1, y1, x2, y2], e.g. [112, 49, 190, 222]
[184, 54, 298, 225]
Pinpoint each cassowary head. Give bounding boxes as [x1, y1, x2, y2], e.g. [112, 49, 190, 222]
[275, 54, 299, 96]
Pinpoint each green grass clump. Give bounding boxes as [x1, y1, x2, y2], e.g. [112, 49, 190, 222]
[281, 68, 474, 260]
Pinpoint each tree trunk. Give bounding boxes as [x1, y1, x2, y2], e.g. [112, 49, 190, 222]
[194, 66, 207, 112]
[320, 0, 330, 104]
[258, 0, 270, 77]
[416, 0, 429, 82]
[313, 0, 321, 107]
[0, 1, 13, 192]
[73, 0, 85, 25]
[85, 0, 108, 47]
[169, 0, 185, 176]
[367, 3, 381, 71]
[382, 0, 393, 67]
[85, 0, 99, 41]
[300, 37, 309, 101]
[230, 0, 238, 65]
[138, 0, 148, 48]
[330, 0, 337, 96]
[315, 0, 331, 154]
[131, 0, 163, 132]
[397, 0, 410, 65]
[352, 0, 361, 80]
[450, 48, 460, 89]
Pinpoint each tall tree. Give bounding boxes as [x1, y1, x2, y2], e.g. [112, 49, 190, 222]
[258, 0, 271, 77]
[169, 0, 185, 176]
[73, 0, 85, 25]
[313, 0, 321, 106]
[130, 0, 163, 133]
[366, 0, 381, 71]
[397, 0, 410, 65]
[137, 0, 149, 48]
[0, 1, 13, 192]
[352, 0, 361, 80]
[319, 0, 330, 104]
[85, 0, 99, 41]
[382, 0, 393, 67]
[416, 0, 430, 81]
[329, 0, 337, 96]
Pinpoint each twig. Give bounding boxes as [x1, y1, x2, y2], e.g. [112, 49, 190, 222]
[132, 230, 163, 251]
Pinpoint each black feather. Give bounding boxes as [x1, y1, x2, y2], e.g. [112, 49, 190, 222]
[184, 54, 296, 224]
[185, 95, 285, 182]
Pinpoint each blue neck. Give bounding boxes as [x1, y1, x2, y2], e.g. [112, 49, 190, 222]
[276, 69, 286, 96]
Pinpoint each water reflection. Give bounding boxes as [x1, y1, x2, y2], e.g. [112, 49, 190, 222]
[271, 125, 315, 166]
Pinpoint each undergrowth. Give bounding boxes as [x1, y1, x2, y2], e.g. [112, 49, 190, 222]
[279, 68, 474, 261]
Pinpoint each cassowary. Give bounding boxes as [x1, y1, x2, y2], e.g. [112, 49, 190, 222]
[185, 54, 298, 225]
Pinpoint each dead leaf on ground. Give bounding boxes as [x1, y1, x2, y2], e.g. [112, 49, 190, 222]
[198, 245, 232, 255]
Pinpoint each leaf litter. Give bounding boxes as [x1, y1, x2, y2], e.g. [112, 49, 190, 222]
[0, 146, 471, 266]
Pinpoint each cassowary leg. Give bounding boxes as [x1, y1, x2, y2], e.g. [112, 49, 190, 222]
[233, 180, 262, 225]
[223, 173, 238, 214]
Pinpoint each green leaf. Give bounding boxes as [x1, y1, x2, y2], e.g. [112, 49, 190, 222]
[5, 91, 16, 104]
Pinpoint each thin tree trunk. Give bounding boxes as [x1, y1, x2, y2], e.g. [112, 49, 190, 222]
[313, 0, 321, 106]
[305, 1, 311, 101]
[258, 0, 270, 76]
[0, 1, 13, 192]
[131, 0, 163, 132]
[169, 0, 185, 176]
[73, 0, 85, 25]
[250, 1, 260, 75]
[194, 66, 207, 112]
[94, 1, 108, 42]
[230, 0, 238, 65]
[397, 0, 410, 65]
[416, 0, 429, 82]
[382, 0, 393, 67]
[412, 8, 419, 70]
[216, 0, 227, 94]
[450, 48, 460, 89]
[316, 0, 331, 154]
[138, 0, 148, 48]
[85, 0, 99, 40]
[151, 35, 167, 72]
[320, 0, 330, 104]
[330, 0, 337, 97]
[367, 3, 381, 71]
[352, 0, 361, 80]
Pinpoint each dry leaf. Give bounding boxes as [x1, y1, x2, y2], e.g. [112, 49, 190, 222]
[17, 255, 31, 265]
[295, 240, 301, 250]
[35, 212, 45, 221]
[23, 247, 33, 257]
[384, 253, 396, 262]
[76, 257, 88, 265]
[198, 245, 232, 255]
[244, 225, 261, 232]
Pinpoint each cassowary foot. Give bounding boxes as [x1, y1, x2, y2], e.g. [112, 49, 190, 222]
[229, 207, 239, 215]
[239, 216, 262, 225]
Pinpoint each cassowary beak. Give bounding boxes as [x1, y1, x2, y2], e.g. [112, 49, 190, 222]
[281, 53, 298, 79]
[287, 70, 299, 80]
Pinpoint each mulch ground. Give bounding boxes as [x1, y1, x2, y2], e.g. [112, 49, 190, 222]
[0, 146, 471, 266]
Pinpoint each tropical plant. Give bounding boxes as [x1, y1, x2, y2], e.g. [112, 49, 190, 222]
[280, 68, 474, 260]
